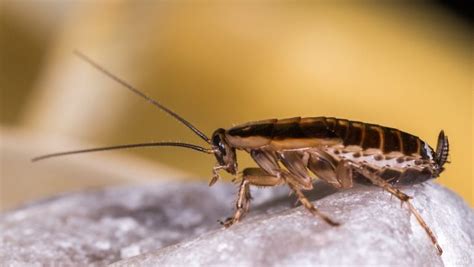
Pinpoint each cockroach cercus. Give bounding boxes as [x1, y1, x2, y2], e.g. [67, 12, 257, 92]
[34, 51, 449, 255]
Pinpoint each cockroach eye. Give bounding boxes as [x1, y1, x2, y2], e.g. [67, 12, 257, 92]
[211, 129, 226, 156]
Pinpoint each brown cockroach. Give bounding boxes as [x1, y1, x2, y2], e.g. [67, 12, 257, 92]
[34, 51, 449, 255]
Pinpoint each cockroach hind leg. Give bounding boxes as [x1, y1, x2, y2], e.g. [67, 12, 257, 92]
[399, 195, 413, 208]
[357, 168, 443, 255]
[406, 200, 443, 255]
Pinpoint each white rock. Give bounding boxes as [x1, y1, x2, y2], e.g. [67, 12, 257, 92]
[0, 181, 472, 266]
[120, 244, 141, 259]
[0, 182, 235, 265]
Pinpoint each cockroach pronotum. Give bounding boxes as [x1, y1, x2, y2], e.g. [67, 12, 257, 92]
[33, 51, 449, 255]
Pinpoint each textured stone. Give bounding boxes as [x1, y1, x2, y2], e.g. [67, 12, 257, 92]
[1, 181, 473, 266]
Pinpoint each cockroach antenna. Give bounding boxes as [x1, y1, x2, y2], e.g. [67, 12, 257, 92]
[73, 50, 211, 144]
[31, 142, 213, 162]
[32, 51, 214, 162]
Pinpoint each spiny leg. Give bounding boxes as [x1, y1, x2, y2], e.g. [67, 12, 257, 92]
[286, 179, 340, 226]
[221, 168, 284, 228]
[221, 178, 251, 227]
[356, 166, 443, 255]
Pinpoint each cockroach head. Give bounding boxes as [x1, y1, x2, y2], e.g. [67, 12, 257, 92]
[211, 128, 237, 175]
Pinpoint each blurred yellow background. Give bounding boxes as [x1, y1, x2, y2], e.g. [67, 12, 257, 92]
[1, 1, 472, 210]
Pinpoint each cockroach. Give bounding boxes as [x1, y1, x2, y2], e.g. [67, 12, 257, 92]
[33, 51, 449, 255]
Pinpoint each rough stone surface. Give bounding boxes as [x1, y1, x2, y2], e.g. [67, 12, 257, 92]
[1, 181, 473, 266]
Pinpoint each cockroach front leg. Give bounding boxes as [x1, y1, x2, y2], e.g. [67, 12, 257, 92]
[221, 168, 284, 228]
[355, 166, 443, 255]
[210, 164, 228, 186]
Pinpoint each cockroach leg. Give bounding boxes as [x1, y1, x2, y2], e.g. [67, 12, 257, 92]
[210, 164, 227, 186]
[242, 168, 285, 187]
[358, 167, 411, 201]
[335, 160, 353, 189]
[405, 200, 443, 255]
[287, 181, 340, 226]
[279, 151, 313, 190]
[221, 178, 251, 227]
[222, 168, 284, 228]
[356, 166, 443, 255]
